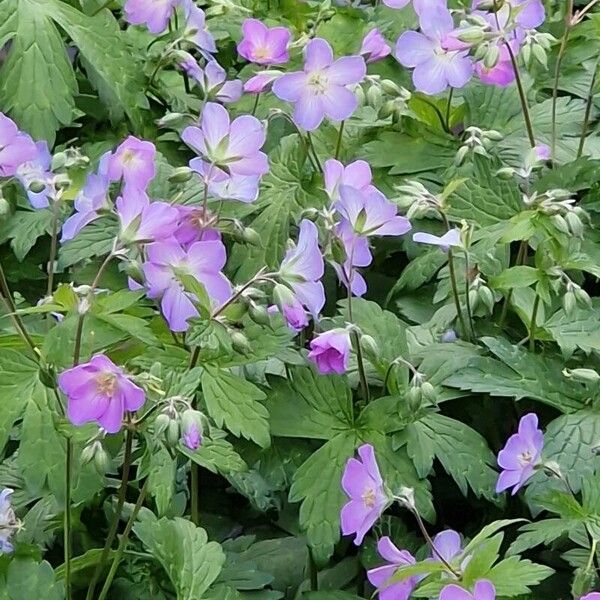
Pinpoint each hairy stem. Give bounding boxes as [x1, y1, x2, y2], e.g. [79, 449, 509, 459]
[85, 429, 135, 600]
[251, 93, 261, 116]
[444, 87, 454, 132]
[464, 251, 476, 340]
[64, 440, 73, 600]
[46, 199, 61, 298]
[191, 462, 200, 525]
[528, 292, 541, 353]
[305, 132, 323, 173]
[334, 120, 345, 160]
[447, 248, 469, 341]
[577, 59, 599, 159]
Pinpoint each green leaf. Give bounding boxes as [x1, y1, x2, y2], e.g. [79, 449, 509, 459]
[443, 337, 588, 413]
[202, 366, 270, 448]
[58, 219, 117, 268]
[0, 209, 53, 261]
[0, 0, 76, 144]
[508, 519, 571, 556]
[487, 556, 554, 596]
[387, 248, 447, 300]
[0, 558, 64, 599]
[301, 593, 364, 600]
[134, 516, 225, 600]
[144, 442, 176, 517]
[405, 413, 498, 502]
[462, 519, 527, 556]
[462, 533, 503, 586]
[490, 266, 540, 290]
[289, 431, 357, 564]
[180, 434, 247, 476]
[266, 367, 354, 439]
[544, 304, 600, 355]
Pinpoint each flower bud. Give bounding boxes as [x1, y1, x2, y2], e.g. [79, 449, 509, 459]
[360, 334, 379, 362]
[563, 368, 600, 384]
[242, 227, 262, 246]
[574, 286, 592, 309]
[406, 386, 422, 412]
[496, 167, 515, 180]
[231, 331, 252, 355]
[457, 26, 485, 44]
[551, 214, 570, 235]
[81, 441, 101, 465]
[330, 236, 347, 264]
[154, 413, 171, 436]
[166, 419, 180, 447]
[380, 79, 402, 96]
[478, 285, 495, 313]
[355, 85, 366, 107]
[180, 409, 203, 450]
[565, 211, 584, 237]
[51, 152, 68, 171]
[378, 100, 396, 120]
[0, 197, 9, 218]
[454, 145, 469, 166]
[366, 84, 383, 108]
[420, 381, 437, 404]
[156, 112, 188, 128]
[28, 180, 47, 194]
[168, 167, 193, 184]
[531, 44, 547, 68]
[468, 289, 479, 311]
[563, 291, 576, 317]
[93, 445, 111, 474]
[249, 303, 270, 326]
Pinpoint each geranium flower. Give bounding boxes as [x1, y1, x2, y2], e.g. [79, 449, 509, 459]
[333, 220, 372, 297]
[0, 489, 18, 554]
[142, 238, 231, 332]
[244, 71, 281, 94]
[272, 38, 366, 131]
[180, 57, 243, 104]
[472, 0, 545, 29]
[440, 580, 496, 600]
[123, 0, 179, 34]
[237, 19, 291, 65]
[182, 102, 268, 183]
[367, 537, 419, 600]
[0, 112, 37, 177]
[413, 229, 461, 251]
[581, 594, 600, 600]
[360, 28, 391, 64]
[308, 329, 352, 375]
[107, 136, 156, 191]
[173, 205, 221, 248]
[182, 0, 216, 54]
[395, 7, 473, 95]
[496, 413, 543, 495]
[58, 354, 145, 433]
[16, 141, 53, 209]
[324, 158, 376, 201]
[340, 444, 388, 545]
[273, 283, 309, 331]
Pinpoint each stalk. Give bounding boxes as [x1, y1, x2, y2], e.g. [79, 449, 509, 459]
[528, 292, 540, 352]
[447, 248, 469, 341]
[577, 58, 599, 159]
[334, 120, 345, 160]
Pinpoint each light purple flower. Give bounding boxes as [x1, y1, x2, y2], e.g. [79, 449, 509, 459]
[324, 158, 375, 201]
[16, 141, 53, 209]
[0, 113, 37, 177]
[340, 444, 388, 545]
[237, 19, 291, 66]
[441, 329, 458, 342]
[475, 41, 518, 87]
[360, 28, 391, 64]
[308, 328, 351, 375]
[440, 580, 496, 600]
[384, 0, 446, 12]
[581, 594, 600, 600]
[173, 205, 221, 248]
[395, 7, 473, 95]
[333, 220, 372, 297]
[278, 219, 325, 319]
[244, 71, 281, 94]
[382, 0, 410, 7]
[413, 229, 461, 251]
[116, 187, 179, 244]
[273, 283, 309, 331]
[182, 0, 216, 54]
[123, 0, 179, 34]
[181, 57, 243, 104]
[61, 152, 111, 242]
[272, 38, 366, 131]
[473, 0, 544, 29]
[0, 488, 18, 554]
[142, 238, 231, 332]
[534, 143, 551, 161]
[496, 413, 543, 495]
[432, 529, 464, 564]
[182, 422, 202, 450]
[182, 103, 268, 183]
[108, 136, 156, 191]
[208, 174, 261, 203]
[58, 354, 145, 433]
[367, 537, 419, 600]
[336, 185, 411, 238]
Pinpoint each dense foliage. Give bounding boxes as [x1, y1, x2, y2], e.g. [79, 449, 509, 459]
[2, 0, 600, 598]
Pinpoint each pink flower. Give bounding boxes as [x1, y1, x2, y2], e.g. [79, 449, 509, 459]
[360, 28, 391, 64]
[496, 413, 543, 495]
[440, 580, 496, 600]
[0, 112, 37, 177]
[324, 158, 376, 201]
[123, 0, 179, 34]
[272, 38, 365, 131]
[308, 329, 351, 375]
[107, 136, 156, 191]
[340, 444, 388, 545]
[367, 537, 419, 600]
[244, 71, 281, 94]
[237, 19, 291, 65]
[58, 354, 145, 433]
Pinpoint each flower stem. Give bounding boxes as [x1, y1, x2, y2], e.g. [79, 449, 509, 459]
[97, 478, 149, 600]
[46, 199, 61, 298]
[347, 264, 370, 404]
[305, 132, 323, 173]
[577, 58, 599, 158]
[551, 0, 574, 159]
[444, 88, 454, 132]
[191, 462, 199, 525]
[251, 93, 261, 116]
[308, 547, 319, 591]
[334, 120, 345, 160]
[85, 429, 134, 600]
[211, 267, 268, 319]
[64, 439, 73, 600]
[528, 292, 540, 353]
[499, 240, 528, 327]
[463, 251, 476, 340]
[447, 248, 469, 341]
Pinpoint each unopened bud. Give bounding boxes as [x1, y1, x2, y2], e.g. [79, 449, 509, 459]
[574, 286, 592, 309]
[563, 368, 600, 384]
[28, 180, 47, 194]
[457, 26, 485, 44]
[563, 291, 576, 317]
[155, 413, 171, 436]
[406, 386, 422, 412]
[93, 446, 111, 474]
[366, 84, 383, 107]
[420, 381, 437, 404]
[551, 214, 570, 235]
[249, 303, 270, 326]
[468, 289, 479, 312]
[157, 112, 188, 128]
[0, 197, 9, 217]
[478, 285, 495, 313]
[455, 145, 470, 166]
[380, 79, 401, 95]
[51, 152, 68, 171]
[166, 419, 180, 446]
[496, 167, 515, 180]
[378, 100, 396, 120]
[566, 212, 584, 237]
[330, 236, 347, 264]
[231, 331, 252, 355]
[360, 334, 379, 361]
[169, 167, 193, 184]
[180, 409, 203, 450]
[242, 227, 262, 246]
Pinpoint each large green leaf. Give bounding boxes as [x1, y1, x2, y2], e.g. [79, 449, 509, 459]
[0, 558, 64, 599]
[134, 516, 225, 600]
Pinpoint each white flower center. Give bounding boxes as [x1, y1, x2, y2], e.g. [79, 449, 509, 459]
[518, 450, 533, 467]
[96, 373, 117, 396]
[308, 71, 329, 95]
[362, 487, 377, 509]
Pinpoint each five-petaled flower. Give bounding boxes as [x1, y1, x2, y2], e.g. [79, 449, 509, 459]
[58, 354, 146, 433]
[440, 580, 496, 600]
[340, 443, 388, 545]
[272, 38, 366, 131]
[107, 136, 156, 191]
[237, 19, 291, 65]
[367, 537, 419, 600]
[308, 328, 352, 375]
[496, 413, 544, 495]
[0, 112, 37, 177]
[0, 488, 19, 554]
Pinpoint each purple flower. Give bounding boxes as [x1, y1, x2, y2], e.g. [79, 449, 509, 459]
[440, 580, 496, 600]
[116, 188, 179, 244]
[182, 0, 216, 54]
[182, 422, 202, 450]
[244, 71, 281, 94]
[384, 0, 446, 12]
[16, 141, 53, 209]
[413, 229, 461, 251]
[360, 28, 391, 64]
[581, 594, 600, 600]
[278, 219, 325, 319]
[181, 57, 243, 104]
[441, 329, 458, 342]
[272, 38, 366, 131]
[333, 220, 372, 297]
[273, 283, 309, 331]
[473, 0, 544, 29]
[173, 205, 221, 248]
[142, 238, 231, 332]
[382, 0, 410, 7]
[0, 112, 37, 177]
[124, 0, 179, 34]
[0, 488, 18, 554]
[208, 174, 261, 203]
[308, 329, 351, 375]
[340, 444, 388, 545]
[534, 143, 551, 161]
[182, 103, 268, 183]
[237, 19, 291, 66]
[475, 41, 518, 87]
[367, 537, 419, 600]
[432, 529, 464, 565]
[324, 158, 375, 201]
[61, 152, 111, 242]
[58, 354, 145, 433]
[336, 186, 411, 238]
[395, 7, 473, 95]
[496, 413, 543, 495]
[108, 136, 156, 191]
